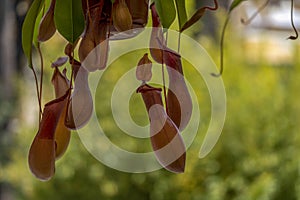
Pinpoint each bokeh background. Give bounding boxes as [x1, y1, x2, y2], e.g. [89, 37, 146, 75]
[1, 0, 300, 199]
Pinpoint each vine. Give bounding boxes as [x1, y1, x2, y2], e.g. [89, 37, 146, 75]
[21, 0, 299, 181]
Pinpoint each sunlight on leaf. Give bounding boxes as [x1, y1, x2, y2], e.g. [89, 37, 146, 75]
[154, 0, 176, 29]
[22, 0, 45, 68]
[174, 0, 187, 30]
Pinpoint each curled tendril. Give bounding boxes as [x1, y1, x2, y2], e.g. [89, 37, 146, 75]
[288, 0, 298, 40]
[213, 0, 267, 77]
[241, 0, 271, 25]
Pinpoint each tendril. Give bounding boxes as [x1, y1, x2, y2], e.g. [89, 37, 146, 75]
[162, 31, 168, 113]
[37, 43, 44, 123]
[241, 0, 270, 25]
[201, 0, 218, 11]
[177, 32, 181, 53]
[211, 15, 230, 77]
[31, 66, 42, 124]
[287, 0, 298, 40]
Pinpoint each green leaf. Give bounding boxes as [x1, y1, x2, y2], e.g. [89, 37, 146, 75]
[174, 0, 187, 30]
[54, 0, 85, 44]
[154, 0, 176, 29]
[229, 0, 247, 12]
[179, 0, 218, 33]
[33, 8, 44, 47]
[180, 7, 206, 33]
[33, 0, 51, 46]
[22, 0, 45, 68]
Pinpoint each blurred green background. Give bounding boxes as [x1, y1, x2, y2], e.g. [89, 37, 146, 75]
[1, 0, 300, 199]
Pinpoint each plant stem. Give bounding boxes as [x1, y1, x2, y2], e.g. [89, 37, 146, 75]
[288, 0, 298, 40]
[37, 44, 44, 117]
[211, 14, 230, 77]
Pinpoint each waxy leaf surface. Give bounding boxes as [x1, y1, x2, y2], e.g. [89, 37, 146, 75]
[154, 0, 176, 29]
[54, 0, 85, 43]
[22, 0, 45, 68]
